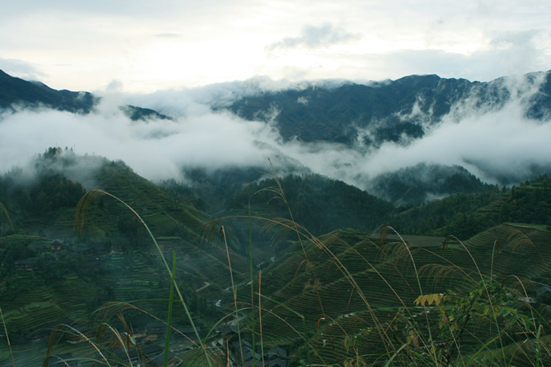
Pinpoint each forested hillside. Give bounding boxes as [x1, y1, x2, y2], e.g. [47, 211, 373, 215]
[368, 163, 496, 205]
[227, 71, 551, 145]
[0, 149, 247, 360]
[390, 174, 551, 239]
[224, 173, 394, 235]
[2, 149, 551, 366]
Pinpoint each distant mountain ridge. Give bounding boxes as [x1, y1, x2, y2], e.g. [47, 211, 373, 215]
[3, 68, 551, 144]
[368, 163, 496, 205]
[226, 70, 551, 145]
[0, 69, 96, 113]
[0, 69, 170, 121]
[3, 68, 551, 200]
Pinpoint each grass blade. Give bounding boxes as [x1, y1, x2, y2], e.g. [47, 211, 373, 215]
[74, 190, 212, 367]
[0, 306, 15, 367]
[163, 251, 176, 367]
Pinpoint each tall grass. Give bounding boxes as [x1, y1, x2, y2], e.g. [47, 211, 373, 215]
[70, 190, 211, 367]
[34, 177, 551, 367]
[201, 174, 551, 366]
[0, 202, 15, 367]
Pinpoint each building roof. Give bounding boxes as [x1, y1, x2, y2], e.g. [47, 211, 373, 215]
[232, 339, 253, 350]
[28, 243, 49, 250]
[15, 258, 37, 265]
[218, 324, 239, 335]
[266, 347, 288, 359]
[243, 349, 261, 361]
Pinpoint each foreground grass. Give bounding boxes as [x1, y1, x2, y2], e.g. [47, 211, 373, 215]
[4, 181, 551, 367]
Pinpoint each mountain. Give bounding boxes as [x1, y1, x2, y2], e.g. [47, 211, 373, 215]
[0, 70, 96, 113]
[226, 70, 551, 145]
[223, 173, 395, 235]
[0, 149, 252, 352]
[2, 68, 551, 365]
[388, 173, 551, 240]
[0, 147, 204, 239]
[368, 163, 496, 205]
[237, 223, 551, 365]
[0, 70, 170, 121]
[4, 68, 551, 143]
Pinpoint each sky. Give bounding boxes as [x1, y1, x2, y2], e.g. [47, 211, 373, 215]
[1, 0, 551, 93]
[1, 0, 551, 196]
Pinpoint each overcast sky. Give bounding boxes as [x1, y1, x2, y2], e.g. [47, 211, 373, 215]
[1, 0, 550, 93]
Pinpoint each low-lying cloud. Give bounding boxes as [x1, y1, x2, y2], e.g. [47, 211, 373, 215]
[1, 72, 550, 197]
[0, 98, 282, 187]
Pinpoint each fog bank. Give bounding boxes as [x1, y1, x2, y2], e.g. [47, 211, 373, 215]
[1, 74, 550, 194]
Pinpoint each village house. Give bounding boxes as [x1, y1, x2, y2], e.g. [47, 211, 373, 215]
[28, 242, 49, 253]
[50, 239, 65, 251]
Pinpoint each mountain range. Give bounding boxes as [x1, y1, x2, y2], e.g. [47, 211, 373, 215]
[3, 68, 551, 145]
[3, 68, 551, 207]
[2, 67, 551, 366]
[226, 71, 551, 145]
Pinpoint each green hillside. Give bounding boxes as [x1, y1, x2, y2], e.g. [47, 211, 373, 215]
[0, 149, 254, 365]
[389, 174, 551, 240]
[224, 173, 394, 235]
[0, 70, 95, 113]
[2, 151, 551, 366]
[223, 223, 551, 365]
[369, 163, 497, 205]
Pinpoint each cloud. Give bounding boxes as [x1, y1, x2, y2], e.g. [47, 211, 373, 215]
[0, 92, 284, 186]
[278, 72, 551, 188]
[153, 33, 182, 38]
[0, 0, 241, 20]
[122, 75, 351, 118]
[0, 58, 46, 80]
[1, 71, 550, 198]
[335, 40, 551, 84]
[487, 29, 551, 76]
[266, 23, 361, 52]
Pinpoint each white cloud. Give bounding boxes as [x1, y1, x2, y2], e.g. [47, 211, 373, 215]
[266, 23, 361, 52]
[0, 58, 47, 80]
[0, 93, 281, 185]
[1, 0, 551, 91]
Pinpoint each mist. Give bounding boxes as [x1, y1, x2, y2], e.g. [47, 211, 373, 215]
[1, 72, 550, 196]
[0, 97, 283, 187]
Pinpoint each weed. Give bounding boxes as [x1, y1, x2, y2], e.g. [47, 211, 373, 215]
[33, 177, 551, 367]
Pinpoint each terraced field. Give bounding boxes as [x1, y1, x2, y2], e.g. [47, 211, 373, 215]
[233, 225, 551, 365]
